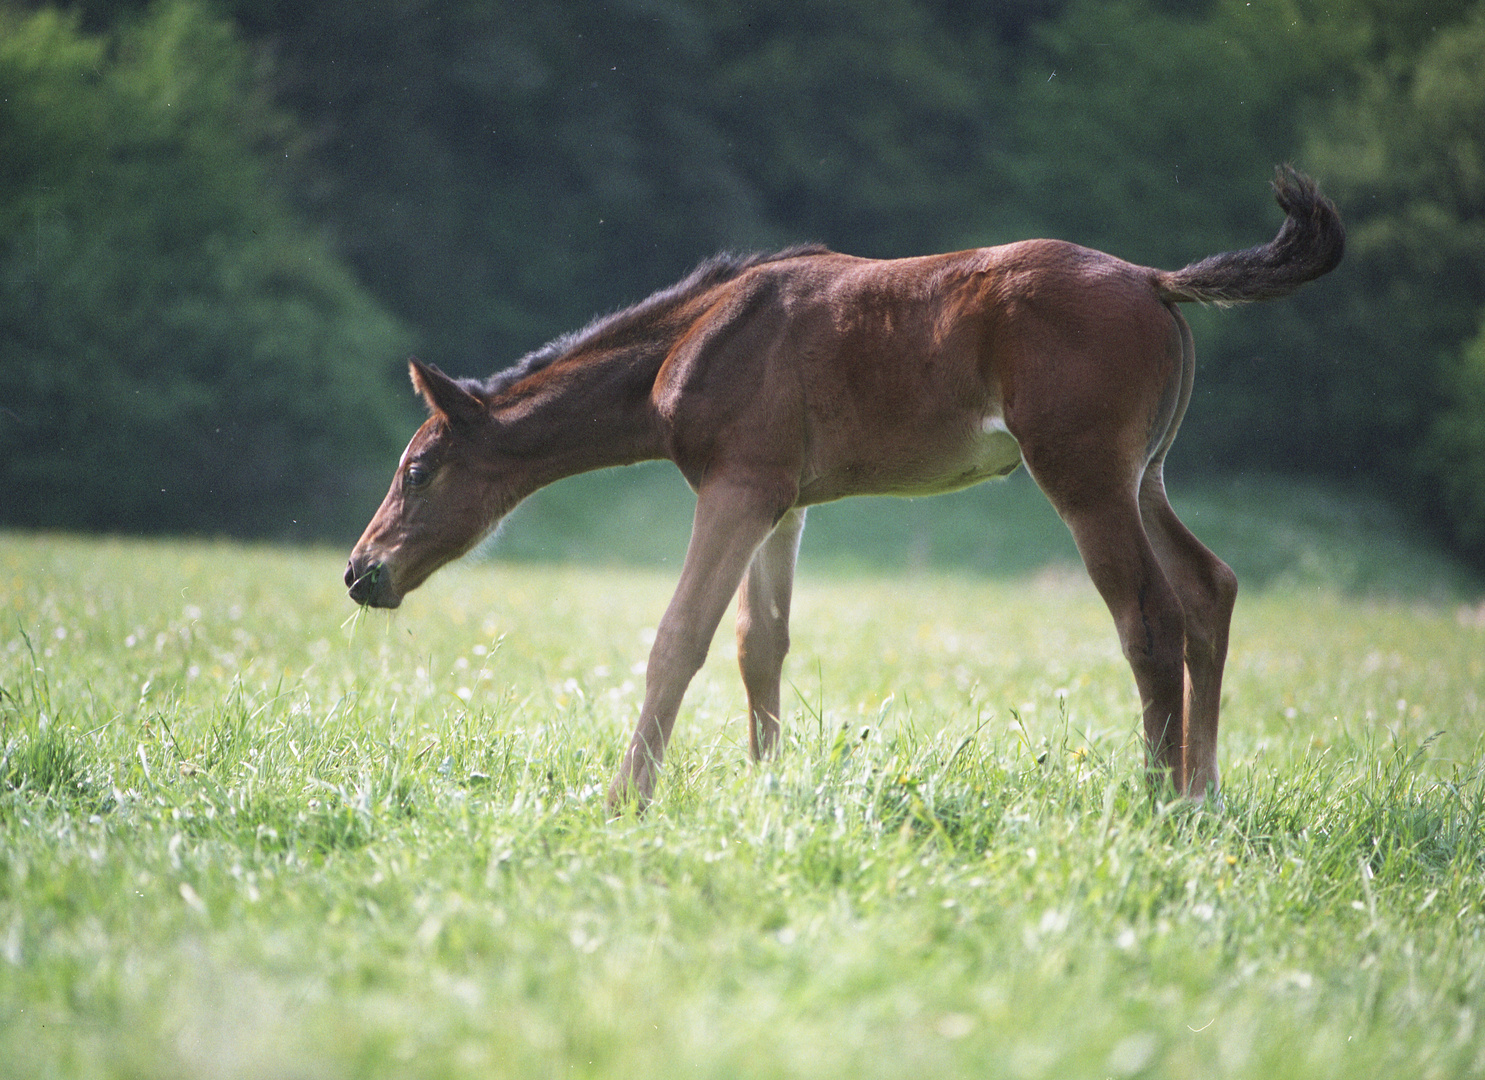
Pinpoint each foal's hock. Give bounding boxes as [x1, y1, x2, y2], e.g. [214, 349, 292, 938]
[346, 166, 1344, 809]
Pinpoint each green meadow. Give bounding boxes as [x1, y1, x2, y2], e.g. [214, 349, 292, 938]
[2, 472, 1483, 1079]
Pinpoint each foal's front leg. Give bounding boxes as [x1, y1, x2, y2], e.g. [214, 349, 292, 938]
[608, 477, 797, 811]
[736, 508, 806, 760]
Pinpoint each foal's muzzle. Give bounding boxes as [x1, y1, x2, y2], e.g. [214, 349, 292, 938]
[345, 559, 401, 608]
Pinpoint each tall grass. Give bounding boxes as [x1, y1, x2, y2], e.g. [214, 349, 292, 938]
[1, 520, 1482, 1079]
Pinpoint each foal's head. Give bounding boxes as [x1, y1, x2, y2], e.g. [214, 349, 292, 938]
[345, 360, 503, 608]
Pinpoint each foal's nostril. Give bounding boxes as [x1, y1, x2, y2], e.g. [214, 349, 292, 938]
[345, 559, 382, 604]
[346, 560, 402, 609]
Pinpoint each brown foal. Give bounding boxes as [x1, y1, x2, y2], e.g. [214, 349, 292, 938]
[346, 166, 1343, 810]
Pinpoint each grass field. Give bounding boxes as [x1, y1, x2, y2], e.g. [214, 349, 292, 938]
[2, 481, 1484, 1079]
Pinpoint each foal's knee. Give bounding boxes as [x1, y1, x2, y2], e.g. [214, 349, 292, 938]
[649, 623, 711, 685]
[740, 613, 788, 660]
[737, 597, 789, 675]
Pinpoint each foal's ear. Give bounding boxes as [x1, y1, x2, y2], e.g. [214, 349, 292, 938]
[409, 358, 486, 426]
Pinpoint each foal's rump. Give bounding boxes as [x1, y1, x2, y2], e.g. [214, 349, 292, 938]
[682, 241, 1177, 505]
[797, 166, 1342, 503]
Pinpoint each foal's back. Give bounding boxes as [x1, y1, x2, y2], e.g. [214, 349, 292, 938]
[653, 241, 1179, 505]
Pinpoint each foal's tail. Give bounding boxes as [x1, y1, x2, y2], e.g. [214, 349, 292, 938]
[1154, 165, 1345, 306]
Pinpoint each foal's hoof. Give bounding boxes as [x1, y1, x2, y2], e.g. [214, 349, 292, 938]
[1190, 788, 1225, 813]
[605, 775, 652, 817]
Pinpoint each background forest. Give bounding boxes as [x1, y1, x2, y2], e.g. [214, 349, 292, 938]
[2, 0, 1484, 566]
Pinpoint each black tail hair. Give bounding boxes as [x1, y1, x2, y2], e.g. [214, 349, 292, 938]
[1155, 166, 1345, 306]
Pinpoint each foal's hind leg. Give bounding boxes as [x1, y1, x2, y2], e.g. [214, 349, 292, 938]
[1133, 306, 1235, 800]
[1066, 500, 1188, 787]
[1024, 459, 1190, 788]
[736, 508, 807, 760]
[1139, 468, 1237, 800]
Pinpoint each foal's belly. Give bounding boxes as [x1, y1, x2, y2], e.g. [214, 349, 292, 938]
[797, 415, 1023, 504]
[901, 414, 1023, 494]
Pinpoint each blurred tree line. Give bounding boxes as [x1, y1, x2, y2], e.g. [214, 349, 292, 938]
[2, 0, 1483, 564]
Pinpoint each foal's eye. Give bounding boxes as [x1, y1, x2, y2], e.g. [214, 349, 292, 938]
[404, 463, 433, 490]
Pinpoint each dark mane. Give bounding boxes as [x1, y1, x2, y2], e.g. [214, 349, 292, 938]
[475, 245, 831, 396]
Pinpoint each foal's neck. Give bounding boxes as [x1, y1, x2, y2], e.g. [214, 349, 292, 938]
[490, 336, 669, 493]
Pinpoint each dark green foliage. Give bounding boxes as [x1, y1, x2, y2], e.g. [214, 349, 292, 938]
[1307, 2, 1485, 561]
[1426, 326, 1485, 557]
[0, 2, 413, 538]
[220, 0, 1485, 570]
[224, 0, 1018, 371]
[4, 0, 1485, 566]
